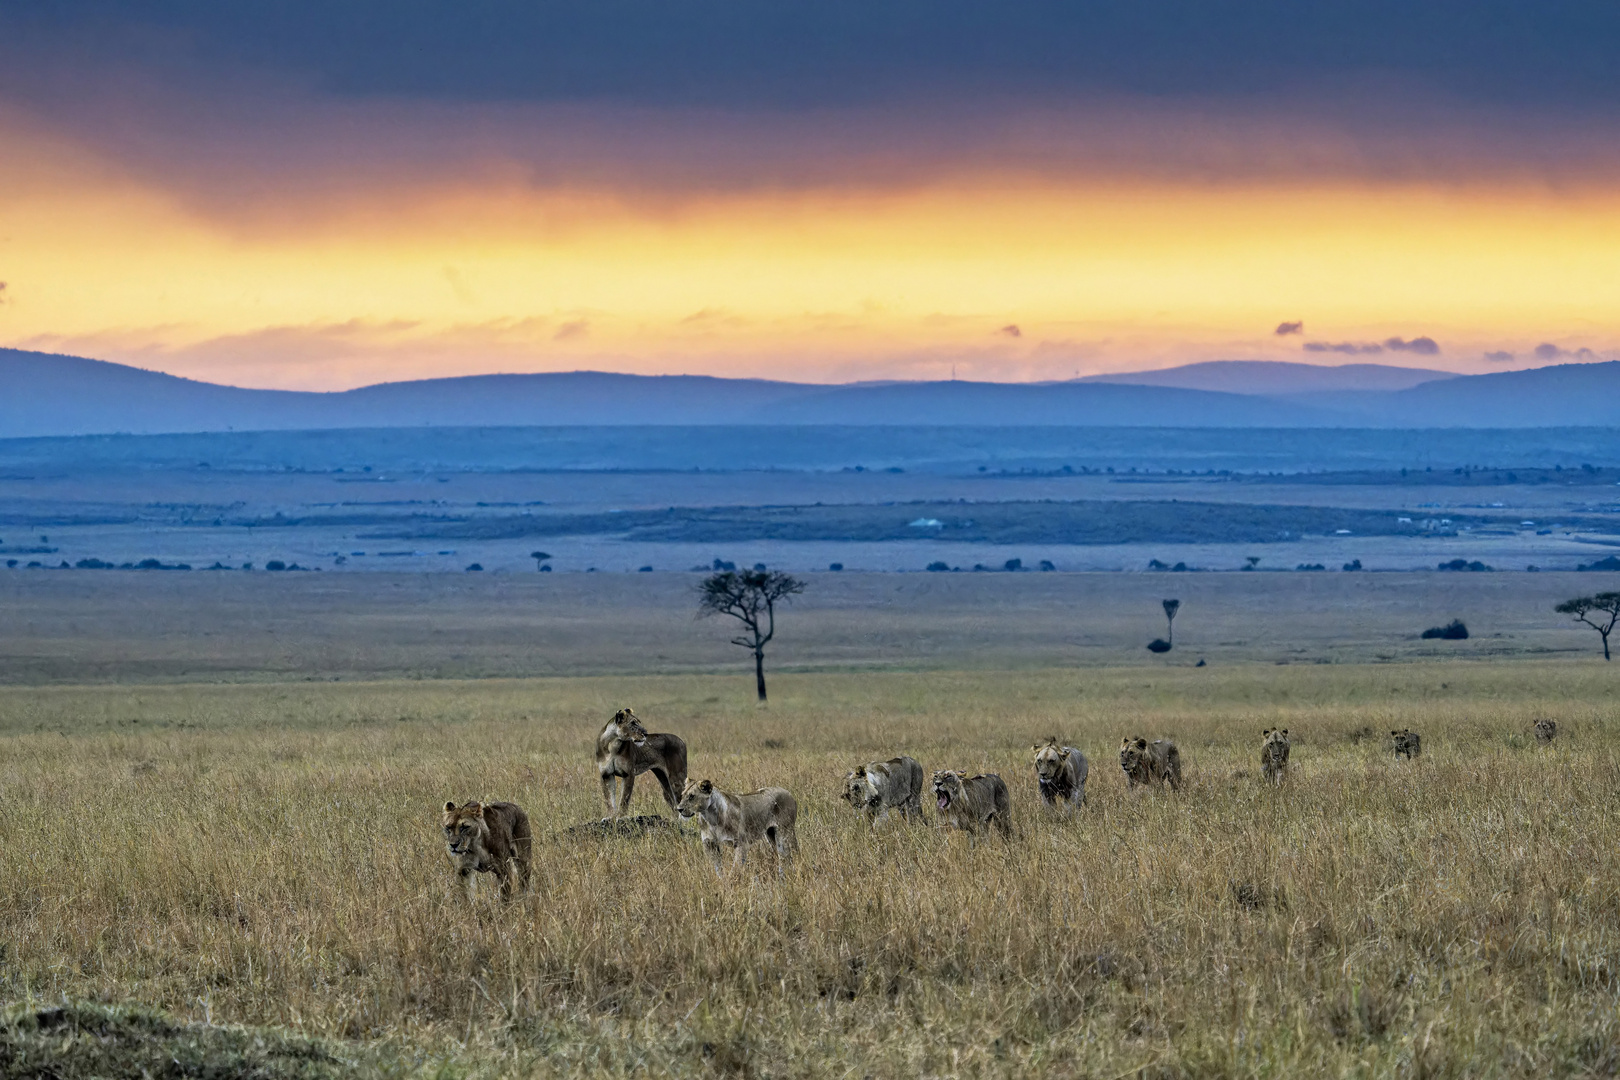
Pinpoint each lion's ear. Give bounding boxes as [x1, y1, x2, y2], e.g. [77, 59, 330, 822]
[1282, 729, 1288, 736]
[1135, 738, 1147, 749]
[444, 801, 457, 812]
[470, 802, 484, 818]
[699, 779, 713, 792]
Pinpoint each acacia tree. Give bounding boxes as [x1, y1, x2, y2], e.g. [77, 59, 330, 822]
[1556, 592, 1620, 660]
[698, 568, 805, 701]
[1163, 598, 1181, 646]
[530, 551, 551, 571]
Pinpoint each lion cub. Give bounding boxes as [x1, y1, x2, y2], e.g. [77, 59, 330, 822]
[442, 800, 533, 901]
[931, 770, 1012, 837]
[1119, 737, 1183, 791]
[1533, 719, 1558, 745]
[1390, 728, 1422, 759]
[1032, 739, 1088, 813]
[596, 708, 688, 819]
[840, 756, 925, 827]
[677, 778, 798, 873]
[1260, 728, 1291, 785]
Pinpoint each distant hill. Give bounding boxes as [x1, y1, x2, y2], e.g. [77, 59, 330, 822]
[1081, 360, 1453, 394]
[1, 348, 1617, 436]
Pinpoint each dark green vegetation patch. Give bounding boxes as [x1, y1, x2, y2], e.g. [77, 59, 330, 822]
[0, 1001, 350, 1080]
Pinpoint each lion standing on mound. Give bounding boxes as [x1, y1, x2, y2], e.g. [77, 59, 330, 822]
[1032, 739, 1088, 813]
[840, 756, 925, 827]
[1119, 737, 1183, 791]
[931, 770, 1012, 837]
[1259, 728, 1290, 785]
[442, 800, 533, 901]
[677, 778, 798, 873]
[596, 708, 688, 818]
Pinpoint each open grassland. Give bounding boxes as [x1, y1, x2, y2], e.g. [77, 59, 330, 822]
[1, 662, 1618, 1076]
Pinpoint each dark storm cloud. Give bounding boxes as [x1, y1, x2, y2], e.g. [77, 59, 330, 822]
[1274, 321, 1303, 336]
[1383, 336, 1440, 354]
[1304, 342, 1384, 355]
[4, 1, 1620, 113]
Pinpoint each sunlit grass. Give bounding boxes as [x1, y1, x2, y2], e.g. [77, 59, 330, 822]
[0, 662, 1616, 1076]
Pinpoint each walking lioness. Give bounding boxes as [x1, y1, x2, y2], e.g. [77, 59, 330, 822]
[677, 778, 798, 873]
[840, 756, 925, 826]
[1032, 738, 1088, 813]
[442, 800, 533, 901]
[596, 708, 688, 818]
[1119, 737, 1183, 791]
[931, 770, 1012, 837]
[1391, 728, 1422, 759]
[1260, 728, 1291, 785]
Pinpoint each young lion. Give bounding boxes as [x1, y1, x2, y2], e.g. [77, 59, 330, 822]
[1390, 728, 1422, 759]
[442, 800, 533, 901]
[1260, 728, 1291, 785]
[595, 708, 688, 818]
[840, 756, 925, 827]
[931, 770, 1012, 837]
[676, 778, 798, 873]
[1533, 719, 1558, 745]
[1031, 739, 1089, 813]
[1119, 737, 1183, 791]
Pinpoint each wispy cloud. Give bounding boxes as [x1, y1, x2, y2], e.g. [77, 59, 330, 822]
[1303, 341, 1383, 355]
[1482, 350, 1515, 362]
[1533, 342, 1598, 361]
[998, 324, 1022, 338]
[1383, 336, 1439, 355]
[1274, 320, 1302, 335]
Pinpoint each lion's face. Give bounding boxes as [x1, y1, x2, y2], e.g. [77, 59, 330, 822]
[442, 801, 490, 868]
[677, 778, 714, 819]
[1033, 742, 1068, 782]
[1262, 728, 1290, 752]
[1119, 737, 1148, 774]
[932, 770, 966, 812]
[840, 769, 873, 809]
[610, 709, 649, 746]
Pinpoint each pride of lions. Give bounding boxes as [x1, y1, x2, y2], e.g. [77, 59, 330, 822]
[443, 709, 1558, 898]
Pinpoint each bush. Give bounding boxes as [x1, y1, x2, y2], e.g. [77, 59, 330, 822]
[1342, 559, 1363, 571]
[1296, 563, 1326, 571]
[465, 563, 483, 572]
[1421, 620, 1470, 640]
[1439, 558, 1492, 572]
[829, 563, 843, 571]
[1038, 559, 1055, 571]
[265, 560, 287, 571]
[1004, 558, 1023, 571]
[75, 558, 114, 569]
[1147, 639, 1172, 653]
[638, 565, 653, 572]
[927, 561, 950, 572]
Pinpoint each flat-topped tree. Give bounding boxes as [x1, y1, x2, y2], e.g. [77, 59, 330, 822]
[1556, 592, 1620, 660]
[530, 551, 551, 571]
[1163, 599, 1181, 646]
[698, 568, 805, 701]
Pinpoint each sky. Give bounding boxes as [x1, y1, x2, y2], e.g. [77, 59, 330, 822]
[1, 1, 1618, 390]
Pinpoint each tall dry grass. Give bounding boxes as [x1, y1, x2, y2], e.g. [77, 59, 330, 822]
[0, 663, 1617, 1076]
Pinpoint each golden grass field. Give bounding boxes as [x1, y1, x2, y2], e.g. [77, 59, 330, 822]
[2, 661, 1618, 1077]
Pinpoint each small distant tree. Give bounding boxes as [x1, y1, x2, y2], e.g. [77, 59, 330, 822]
[1163, 598, 1181, 647]
[698, 569, 805, 701]
[530, 551, 551, 571]
[1556, 592, 1620, 660]
[1244, 556, 1261, 571]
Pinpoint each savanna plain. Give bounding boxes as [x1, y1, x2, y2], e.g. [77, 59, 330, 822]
[1, 571, 1618, 1078]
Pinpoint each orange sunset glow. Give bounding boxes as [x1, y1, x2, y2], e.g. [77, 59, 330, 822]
[2, 5, 1618, 390]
